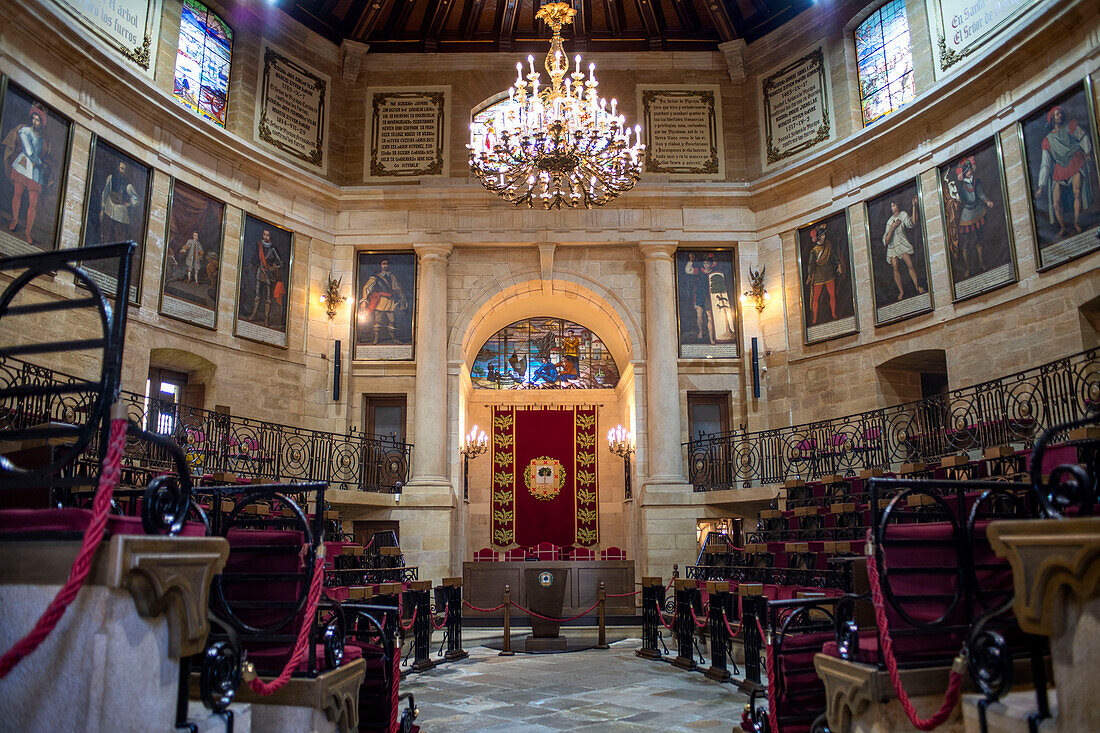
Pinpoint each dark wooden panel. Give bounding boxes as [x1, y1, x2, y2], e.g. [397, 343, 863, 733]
[463, 560, 635, 617]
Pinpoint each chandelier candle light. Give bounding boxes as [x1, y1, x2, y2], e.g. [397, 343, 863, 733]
[460, 424, 488, 501]
[607, 424, 634, 500]
[467, 2, 645, 209]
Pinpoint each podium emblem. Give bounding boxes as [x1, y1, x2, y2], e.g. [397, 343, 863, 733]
[538, 571, 553, 587]
[524, 456, 565, 500]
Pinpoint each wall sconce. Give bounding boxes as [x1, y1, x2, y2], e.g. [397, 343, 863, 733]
[319, 276, 347, 320]
[459, 425, 488, 501]
[739, 266, 770, 313]
[606, 424, 635, 500]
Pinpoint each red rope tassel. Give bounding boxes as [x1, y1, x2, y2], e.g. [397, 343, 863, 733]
[247, 551, 327, 695]
[0, 417, 129, 679]
[865, 531, 964, 730]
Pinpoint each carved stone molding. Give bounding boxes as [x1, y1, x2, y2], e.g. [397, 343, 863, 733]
[0, 534, 229, 659]
[233, 657, 366, 733]
[814, 653, 966, 733]
[718, 39, 747, 84]
[988, 517, 1100, 637]
[339, 40, 369, 85]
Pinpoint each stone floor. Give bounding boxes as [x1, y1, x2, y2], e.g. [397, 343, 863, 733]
[401, 631, 749, 732]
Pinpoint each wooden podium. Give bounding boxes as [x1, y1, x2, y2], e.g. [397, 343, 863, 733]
[523, 567, 570, 651]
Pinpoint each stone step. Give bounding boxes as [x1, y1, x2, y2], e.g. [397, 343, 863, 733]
[961, 690, 1057, 733]
[185, 701, 252, 733]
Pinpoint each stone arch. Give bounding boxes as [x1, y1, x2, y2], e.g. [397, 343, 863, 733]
[449, 273, 643, 371]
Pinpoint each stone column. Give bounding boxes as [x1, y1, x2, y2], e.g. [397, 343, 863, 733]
[409, 243, 453, 486]
[637, 241, 695, 580]
[400, 243, 455, 583]
[639, 241, 686, 484]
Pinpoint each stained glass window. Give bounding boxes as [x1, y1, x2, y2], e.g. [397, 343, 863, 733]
[855, 0, 915, 127]
[174, 0, 232, 128]
[471, 318, 620, 390]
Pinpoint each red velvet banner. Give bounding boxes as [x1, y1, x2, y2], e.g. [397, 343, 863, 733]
[490, 407, 599, 548]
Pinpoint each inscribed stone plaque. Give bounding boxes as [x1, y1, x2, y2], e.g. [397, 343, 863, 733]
[49, 0, 161, 75]
[637, 85, 724, 179]
[761, 46, 833, 167]
[365, 87, 450, 181]
[256, 45, 329, 170]
[927, 0, 1039, 78]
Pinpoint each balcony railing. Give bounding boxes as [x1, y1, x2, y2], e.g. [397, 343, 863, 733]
[0, 355, 411, 493]
[686, 348, 1100, 491]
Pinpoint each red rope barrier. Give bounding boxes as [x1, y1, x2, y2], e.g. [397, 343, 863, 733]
[389, 625, 399, 733]
[755, 617, 779, 733]
[720, 609, 741, 639]
[654, 600, 675, 631]
[865, 531, 963, 730]
[462, 600, 505, 613]
[399, 606, 418, 632]
[606, 589, 642, 598]
[247, 552, 327, 695]
[0, 417, 128, 679]
[690, 605, 708, 629]
[508, 599, 600, 623]
[430, 607, 449, 631]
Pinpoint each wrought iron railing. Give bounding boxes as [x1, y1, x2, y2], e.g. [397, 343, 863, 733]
[686, 348, 1100, 490]
[0, 355, 412, 493]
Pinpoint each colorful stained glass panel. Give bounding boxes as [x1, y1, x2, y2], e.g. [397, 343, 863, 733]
[471, 317, 620, 390]
[173, 0, 232, 128]
[855, 0, 915, 127]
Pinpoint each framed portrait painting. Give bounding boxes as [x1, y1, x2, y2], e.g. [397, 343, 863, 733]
[674, 249, 739, 358]
[159, 178, 225, 329]
[937, 136, 1017, 301]
[80, 135, 152, 303]
[797, 210, 858, 344]
[1018, 78, 1100, 270]
[353, 251, 416, 361]
[864, 178, 933, 326]
[234, 213, 293, 347]
[0, 77, 72, 257]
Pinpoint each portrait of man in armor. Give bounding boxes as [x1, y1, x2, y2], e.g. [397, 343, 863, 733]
[0, 83, 71, 254]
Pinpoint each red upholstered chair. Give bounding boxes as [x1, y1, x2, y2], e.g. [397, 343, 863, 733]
[533, 542, 559, 560]
[600, 546, 626, 560]
[504, 547, 527, 561]
[473, 548, 500, 561]
[572, 547, 596, 561]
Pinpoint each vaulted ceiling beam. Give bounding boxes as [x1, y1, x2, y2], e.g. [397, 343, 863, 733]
[633, 0, 664, 48]
[668, 0, 701, 35]
[497, 0, 521, 49]
[700, 0, 737, 41]
[459, 0, 487, 39]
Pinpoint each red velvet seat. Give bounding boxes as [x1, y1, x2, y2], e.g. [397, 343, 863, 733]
[600, 546, 626, 560]
[473, 547, 499, 561]
[572, 547, 595, 560]
[0, 507, 206, 537]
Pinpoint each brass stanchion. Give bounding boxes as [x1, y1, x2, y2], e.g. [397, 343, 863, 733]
[499, 585, 514, 656]
[596, 580, 609, 649]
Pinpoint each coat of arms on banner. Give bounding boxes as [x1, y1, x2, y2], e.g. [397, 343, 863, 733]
[524, 457, 565, 500]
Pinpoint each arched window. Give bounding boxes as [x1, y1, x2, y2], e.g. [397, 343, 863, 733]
[173, 0, 233, 128]
[855, 0, 915, 126]
[471, 317, 620, 389]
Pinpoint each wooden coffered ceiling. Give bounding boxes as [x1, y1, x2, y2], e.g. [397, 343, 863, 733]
[278, 0, 812, 53]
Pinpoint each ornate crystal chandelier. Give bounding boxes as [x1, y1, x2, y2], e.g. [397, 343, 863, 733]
[467, 2, 645, 209]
